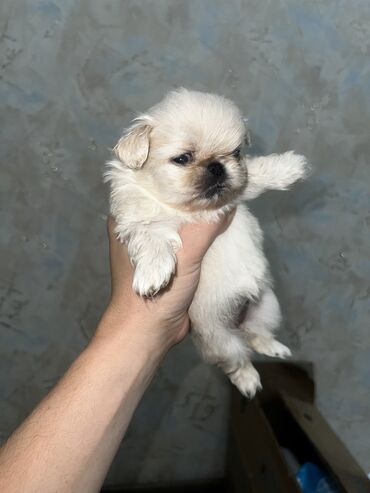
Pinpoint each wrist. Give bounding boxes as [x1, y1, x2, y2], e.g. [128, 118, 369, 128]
[93, 303, 172, 361]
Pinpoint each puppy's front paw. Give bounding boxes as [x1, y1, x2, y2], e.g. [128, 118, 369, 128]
[229, 364, 262, 399]
[278, 151, 311, 188]
[132, 253, 176, 297]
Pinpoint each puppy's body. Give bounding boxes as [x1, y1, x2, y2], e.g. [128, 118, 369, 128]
[105, 89, 309, 397]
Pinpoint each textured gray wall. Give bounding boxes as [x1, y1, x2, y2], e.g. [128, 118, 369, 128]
[1, 0, 369, 484]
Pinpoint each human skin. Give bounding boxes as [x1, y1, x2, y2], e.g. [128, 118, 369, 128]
[0, 212, 234, 493]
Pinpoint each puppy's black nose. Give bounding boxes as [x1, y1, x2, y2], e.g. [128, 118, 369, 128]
[207, 161, 225, 179]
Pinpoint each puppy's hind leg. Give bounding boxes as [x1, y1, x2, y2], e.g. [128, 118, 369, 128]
[191, 321, 262, 399]
[227, 360, 262, 399]
[240, 288, 292, 359]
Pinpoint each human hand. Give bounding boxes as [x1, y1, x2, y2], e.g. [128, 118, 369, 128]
[98, 212, 235, 354]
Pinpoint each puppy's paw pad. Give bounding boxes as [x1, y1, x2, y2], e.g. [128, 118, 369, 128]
[229, 365, 262, 399]
[250, 337, 292, 359]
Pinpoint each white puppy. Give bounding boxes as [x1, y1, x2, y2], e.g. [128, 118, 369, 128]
[105, 89, 309, 397]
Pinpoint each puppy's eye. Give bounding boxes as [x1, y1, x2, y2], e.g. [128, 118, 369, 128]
[232, 146, 241, 159]
[172, 152, 192, 165]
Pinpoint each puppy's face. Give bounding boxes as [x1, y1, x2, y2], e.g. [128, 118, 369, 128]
[114, 89, 249, 210]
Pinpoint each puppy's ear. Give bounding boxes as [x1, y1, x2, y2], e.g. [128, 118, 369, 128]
[114, 116, 153, 169]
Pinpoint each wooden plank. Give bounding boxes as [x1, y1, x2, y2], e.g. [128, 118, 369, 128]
[228, 390, 301, 493]
[283, 395, 370, 493]
[255, 361, 315, 404]
[101, 478, 228, 493]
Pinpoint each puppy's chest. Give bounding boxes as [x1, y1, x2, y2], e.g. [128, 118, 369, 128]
[197, 210, 269, 297]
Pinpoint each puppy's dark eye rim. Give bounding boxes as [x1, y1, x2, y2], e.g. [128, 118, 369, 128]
[231, 146, 242, 158]
[171, 152, 193, 165]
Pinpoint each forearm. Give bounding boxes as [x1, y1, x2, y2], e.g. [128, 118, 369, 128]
[0, 308, 164, 493]
[0, 212, 230, 493]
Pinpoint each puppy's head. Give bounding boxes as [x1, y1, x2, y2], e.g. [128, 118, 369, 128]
[114, 89, 249, 210]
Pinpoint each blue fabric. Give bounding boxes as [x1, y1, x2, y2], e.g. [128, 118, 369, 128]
[296, 463, 341, 493]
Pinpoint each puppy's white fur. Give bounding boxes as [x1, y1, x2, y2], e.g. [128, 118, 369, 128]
[105, 89, 309, 397]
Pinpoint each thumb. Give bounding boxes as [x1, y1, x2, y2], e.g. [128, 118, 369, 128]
[177, 208, 236, 265]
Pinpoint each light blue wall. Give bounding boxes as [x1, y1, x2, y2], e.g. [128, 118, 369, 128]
[1, 0, 369, 484]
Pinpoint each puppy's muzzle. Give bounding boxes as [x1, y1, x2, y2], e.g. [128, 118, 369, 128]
[200, 161, 228, 198]
[207, 161, 226, 181]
